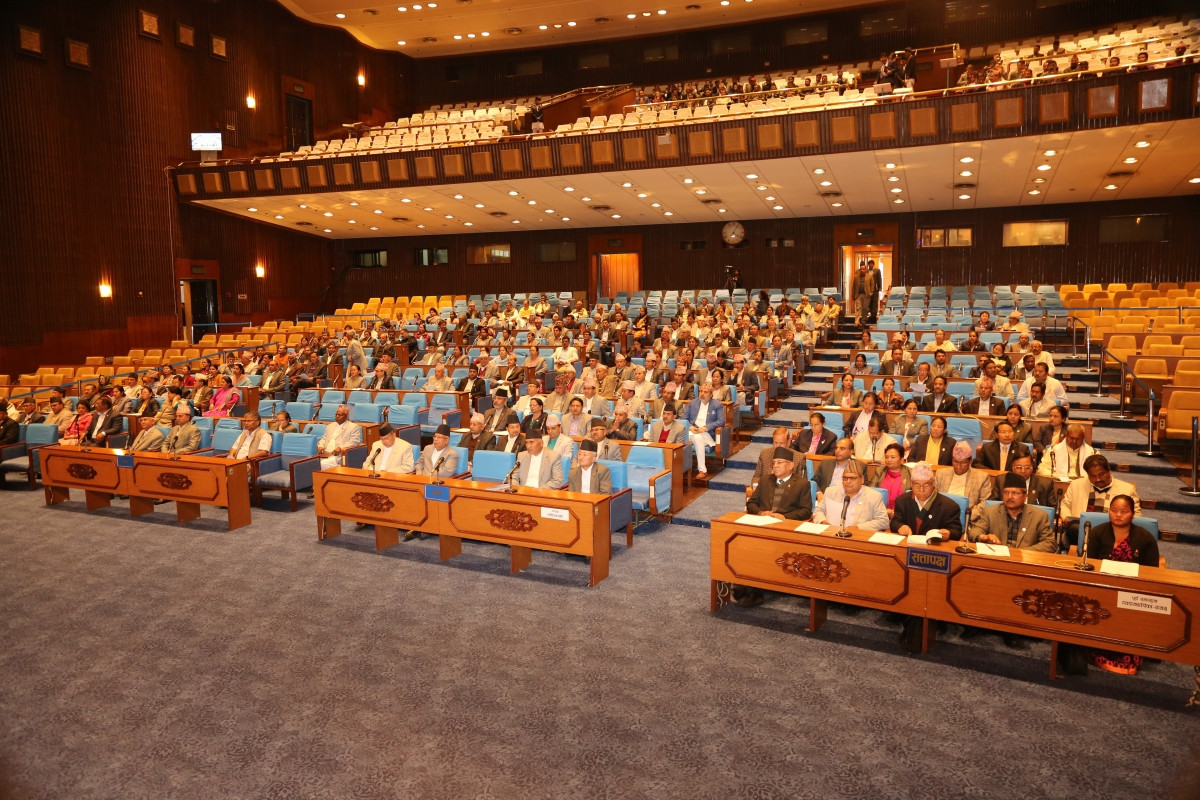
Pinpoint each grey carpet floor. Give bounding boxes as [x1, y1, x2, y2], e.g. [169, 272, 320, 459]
[3, 488, 1200, 800]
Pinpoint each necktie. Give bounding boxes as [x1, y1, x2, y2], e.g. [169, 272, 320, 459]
[999, 446, 1008, 472]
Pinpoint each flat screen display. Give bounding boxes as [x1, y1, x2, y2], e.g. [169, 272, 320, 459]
[190, 132, 222, 151]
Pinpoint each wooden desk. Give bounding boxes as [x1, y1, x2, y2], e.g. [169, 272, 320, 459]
[711, 512, 1200, 685]
[41, 445, 251, 530]
[313, 468, 613, 586]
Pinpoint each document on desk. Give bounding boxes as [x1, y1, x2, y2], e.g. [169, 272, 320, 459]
[735, 514, 780, 526]
[870, 532, 906, 545]
[974, 543, 1011, 557]
[795, 521, 830, 534]
[1100, 560, 1139, 578]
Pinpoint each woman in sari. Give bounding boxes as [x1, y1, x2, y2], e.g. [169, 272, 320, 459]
[1035, 404, 1069, 455]
[1087, 496, 1160, 674]
[876, 376, 905, 412]
[1006, 404, 1035, 450]
[204, 375, 240, 418]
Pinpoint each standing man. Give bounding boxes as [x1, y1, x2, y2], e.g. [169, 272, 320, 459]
[866, 258, 882, 324]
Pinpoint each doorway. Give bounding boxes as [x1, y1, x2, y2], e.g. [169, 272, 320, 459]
[595, 252, 641, 300]
[180, 279, 219, 344]
[840, 245, 893, 320]
[285, 94, 314, 153]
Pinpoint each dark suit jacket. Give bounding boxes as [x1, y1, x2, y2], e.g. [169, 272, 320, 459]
[960, 396, 1008, 416]
[974, 440, 1031, 472]
[879, 360, 915, 378]
[457, 431, 495, 461]
[890, 491, 964, 540]
[919, 393, 959, 414]
[456, 376, 487, 400]
[728, 368, 759, 395]
[488, 432, 525, 454]
[0, 418, 18, 445]
[792, 427, 836, 456]
[842, 408, 888, 438]
[82, 411, 123, 444]
[990, 472, 1055, 506]
[746, 475, 814, 520]
[812, 458, 865, 494]
[906, 434, 957, 466]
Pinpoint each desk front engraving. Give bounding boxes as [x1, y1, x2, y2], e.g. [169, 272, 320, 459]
[1012, 588, 1111, 625]
[351, 491, 394, 513]
[66, 464, 97, 481]
[775, 552, 850, 583]
[485, 509, 538, 532]
[157, 472, 193, 491]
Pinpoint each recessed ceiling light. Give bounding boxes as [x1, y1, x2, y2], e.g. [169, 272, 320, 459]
[423, 206, 433, 211]
[1043, 149, 1057, 156]
[370, 226, 378, 231]
[1135, 141, 1150, 148]
[561, 217, 570, 221]
[481, 31, 489, 36]
[720, 1, 729, 5]
[627, 13, 636, 18]
[582, 197, 591, 202]
[637, 192, 648, 198]
[772, 205, 783, 210]
[650, 202, 661, 208]
[765, 196, 775, 201]
[539, 24, 547, 29]
[890, 188, 902, 194]
[819, 181, 832, 187]
[474, 203, 484, 208]
[658, 8, 666, 13]
[959, 157, 974, 164]
[336, 12, 346, 18]
[545, 209, 554, 213]
[567, 20, 576, 26]
[444, 214, 453, 219]
[323, 228, 332, 232]
[887, 176, 899, 182]
[756, 185, 767, 191]
[831, 202, 843, 207]
[664, 211, 673, 216]
[467, 33, 475, 38]
[1033, 177, 1046, 183]
[564, 186, 574, 192]
[958, 194, 971, 200]
[412, 3, 421, 8]
[893, 199, 904, 204]
[813, 168, 825, 175]
[324, 211, 333, 217]
[883, 163, 896, 169]
[508, 190, 518, 196]
[464, 221, 473, 226]
[695, 189, 706, 195]
[1123, 157, 1138, 164]
[299, 203, 307, 208]
[959, 171, 972, 177]
[428, 2, 436, 6]
[348, 219, 356, 224]
[528, 200, 537, 205]
[349, 201, 358, 206]
[1191, 178, 1200, 184]
[1036, 164, 1052, 171]
[611, 214, 621, 219]
[417, 224, 425, 228]
[398, 6, 407, 11]
[274, 214, 283, 220]
[453, 194, 463, 199]
[683, 178, 693, 184]
[1104, 184, 1118, 190]
[1028, 189, 1040, 195]
[745, 173, 758, 179]
[513, 220, 521, 224]
[453, 34, 462, 39]
[247, 207, 257, 212]
[553, 23, 562, 28]
[718, 208, 727, 213]
[397, 40, 406, 45]
[401, 198, 411, 203]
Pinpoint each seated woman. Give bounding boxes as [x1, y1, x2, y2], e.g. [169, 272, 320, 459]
[343, 363, 366, 390]
[709, 369, 733, 404]
[894, 398, 928, 447]
[857, 330, 879, 351]
[204, 375, 240, 418]
[271, 410, 299, 433]
[521, 396, 548, 437]
[876, 376, 905, 412]
[1035, 404, 1068, 454]
[1086, 495, 1161, 675]
[846, 353, 874, 377]
[1006, 404, 1035, 450]
[824, 373, 862, 408]
[231, 363, 251, 388]
[907, 415, 956, 466]
[844, 391, 888, 439]
[869, 443, 911, 514]
[132, 387, 159, 417]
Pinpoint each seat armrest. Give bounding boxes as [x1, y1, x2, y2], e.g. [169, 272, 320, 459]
[649, 468, 672, 515]
[254, 454, 283, 475]
[289, 455, 323, 492]
[344, 444, 369, 469]
[0, 443, 27, 461]
[440, 409, 462, 428]
[190, 447, 216, 457]
[609, 487, 633, 533]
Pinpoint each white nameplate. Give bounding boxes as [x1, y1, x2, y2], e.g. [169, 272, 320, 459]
[1100, 560, 1139, 578]
[540, 507, 569, 521]
[1117, 591, 1171, 615]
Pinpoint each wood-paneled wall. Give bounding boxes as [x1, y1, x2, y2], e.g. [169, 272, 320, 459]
[0, 0, 411, 375]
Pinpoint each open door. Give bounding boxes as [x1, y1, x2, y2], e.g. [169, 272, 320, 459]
[839, 245, 893, 321]
[596, 253, 641, 299]
[180, 279, 219, 344]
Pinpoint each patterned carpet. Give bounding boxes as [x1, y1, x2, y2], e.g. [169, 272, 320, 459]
[2, 487, 1200, 800]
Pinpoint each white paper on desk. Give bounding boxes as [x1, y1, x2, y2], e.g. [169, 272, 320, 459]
[906, 534, 929, 546]
[735, 514, 779, 527]
[869, 532, 905, 545]
[1100, 560, 1139, 578]
[975, 543, 1011, 557]
[795, 521, 831, 534]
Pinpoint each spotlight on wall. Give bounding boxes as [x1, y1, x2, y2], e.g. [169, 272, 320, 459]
[98, 282, 113, 299]
[255, 264, 265, 278]
[246, 94, 256, 109]
[357, 73, 366, 86]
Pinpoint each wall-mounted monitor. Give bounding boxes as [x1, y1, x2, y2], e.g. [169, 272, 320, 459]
[190, 132, 222, 151]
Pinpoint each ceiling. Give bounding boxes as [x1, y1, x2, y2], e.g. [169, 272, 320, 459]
[275, 0, 867, 58]
[194, 119, 1200, 239]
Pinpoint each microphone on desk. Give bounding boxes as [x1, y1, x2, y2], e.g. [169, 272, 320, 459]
[835, 494, 852, 538]
[1074, 521, 1095, 571]
[431, 454, 446, 485]
[1050, 448, 1057, 478]
[503, 461, 520, 494]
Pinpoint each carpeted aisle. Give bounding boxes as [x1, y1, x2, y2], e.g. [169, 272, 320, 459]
[2, 487, 1199, 800]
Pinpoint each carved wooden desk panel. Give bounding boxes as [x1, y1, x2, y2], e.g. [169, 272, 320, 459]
[313, 468, 433, 550]
[42, 446, 127, 511]
[710, 513, 927, 632]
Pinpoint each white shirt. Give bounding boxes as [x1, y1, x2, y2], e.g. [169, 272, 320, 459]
[234, 428, 270, 459]
[374, 442, 395, 470]
[430, 446, 447, 472]
[694, 401, 711, 431]
[578, 465, 593, 493]
[948, 470, 970, 496]
[851, 409, 873, 437]
[525, 451, 544, 488]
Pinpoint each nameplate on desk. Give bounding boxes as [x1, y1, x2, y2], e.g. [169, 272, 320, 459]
[907, 548, 951, 574]
[541, 507, 569, 521]
[1117, 591, 1171, 615]
[115, 454, 134, 469]
[424, 485, 450, 502]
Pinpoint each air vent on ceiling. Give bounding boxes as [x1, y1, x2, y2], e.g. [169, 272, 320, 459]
[364, 8, 378, 15]
[390, 216, 411, 222]
[686, 3, 700, 8]
[590, 204, 612, 211]
[952, 182, 976, 190]
[506, 27, 522, 35]
[595, 17, 609, 23]
[819, 191, 842, 198]
[457, 0, 473, 4]
[1107, 170, 1134, 178]
[700, 198, 723, 205]
[489, 210, 508, 217]
[295, 221, 314, 227]
[422, 36, 438, 42]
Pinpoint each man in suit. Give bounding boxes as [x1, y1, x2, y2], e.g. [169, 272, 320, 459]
[587, 418, 623, 461]
[516, 434, 566, 489]
[866, 259, 882, 324]
[928, 349, 960, 381]
[415, 424, 459, 480]
[968, 472, 1055, 552]
[747, 446, 814, 521]
[482, 389, 518, 437]
[749, 427, 807, 498]
[606, 404, 639, 442]
[161, 407, 202, 455]
[660, 365, 694, 408]
[421, 364, 455, 393]
[919, 376, 959, 414]
[792, 412, 837, 456]
[851, 262, 873, 325]
[258, 362, 286, 399]
[880, 347, 915, 378]
[364, 423, 415, 475]
[727, 355, 759, 408]
[562, 397, 591, 438]
[990, 453, 1055, 507]
[936, 441, 994, 525]
[568, 439, 612, 494]
[227, 412, 273, 460]
[542, 376, 575, 416]
[127, 416, 165, 452]
[960, 377, 1008, 417]
[812, 437, 864, 501]
[491, 419, 526, 455]
[457, 414, 495, 466]
[812, 460, 889, 530]
[684, 383, 724, 477]
[366, 365, 393, 391]
[979, 358, 1015, 404]
[975, 420, 1030, 472]
[344, 332, 368, 376]
[456, 364, 487, 404]
[81, 396, 123, 446]
[645, 403, 687, 444]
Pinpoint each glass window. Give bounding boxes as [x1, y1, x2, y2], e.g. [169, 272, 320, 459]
[859, 8, 907, 36]
[1002, 221, 1068, 247]
[506, 57, 542, 77]
[917, 227, 972, 247]
[466, 244, 511, 264]
[642, 42, 678, 62]
[784, 22, 828, 46]
[1098, 215, 1170, 243]
[945, 0, 996, 24]
[414, 248, 448, 266]
[711, 32, 751, 55]
[535, 242, 576, 262]
[576, 50, 610, 69]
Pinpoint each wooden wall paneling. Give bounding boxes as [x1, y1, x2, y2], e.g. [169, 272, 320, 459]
[623, 135, 647, 163]
[590, 139, 615, 165]
[869, 111, 897, 141]
[755, 123, 781, 151]
[829, 115, 857, 145]
[950, 101, 980, 133]
[909, 106, 938, 137]
[1139, 77, 1170, 112]
[993, 96, 1023, 129]
[1088, 85, 1118, 118]
[360, 160, 382, 182]
[471, 150, 494, 175]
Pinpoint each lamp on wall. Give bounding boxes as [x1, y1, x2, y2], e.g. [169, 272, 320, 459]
[357, 72, 366, 87]
[246, 93, 256, 109]
[254, 264, 265, 278]
[98, 282, 113, 298]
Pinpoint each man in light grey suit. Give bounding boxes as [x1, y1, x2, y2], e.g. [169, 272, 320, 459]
[968, 472, 1055, 551]
[161, 408, 201, 454]
[363, 423, 415, 475]
[344, 332, 368, 376]
[517, 434, 566, 489]
[568, 439, 612, 494]
[644, 403, 688, 444]
[128, 416, 165, 452]
[588, 419, 623, 461]
[415, 424, 459, 480]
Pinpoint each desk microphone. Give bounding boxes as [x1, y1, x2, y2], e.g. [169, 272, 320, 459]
[1074, 521, 1095, 571]
[955, 536, 976, 554]
[835, 494, 852, 538]
[503, 461, 520, 494]
[1050, 448, 1057, 479]
[431, 454, 446, 485]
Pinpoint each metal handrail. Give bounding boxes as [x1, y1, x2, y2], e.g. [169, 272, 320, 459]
[1099, 346, 1162, 458]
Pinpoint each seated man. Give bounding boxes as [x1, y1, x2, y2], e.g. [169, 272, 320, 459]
[227, 412, 272, 461]
[364, 423, 414, 475]
[456, 364, 487, 403]
[1019, 381, 1056, 418]
[561, 397, 591, 439]
[990, 453, 1055, 507]
[1038, 423, 1095, 480]
[161, 407, 202, 455]
[684, 383, 723, 477]
[919, 376, 958, 414]
[516, 433, 566, 490]
[1016, 363, 1067, 407]
[126, 415, 165, 452]
[967, 472, 1055, 552]
[366, 364, 393, 391]
[421, 364, 454, 393]
[961, 377, 1007, 416]
[457, 413, 495, 466]
[749, 427, 806, 498]
[922, 329, 957, 352]
[543, 414, 574, 460]
[852, 418, 897, 464]
[1060, 453, 1141, 553]
[646, 403, 687, 444]
[568, 439, 612, 494]
[792, 412, 836, 456]
[316, 405, 363, 471]
[747, 446, 814, 521]
[587, 418, 624, 461]
[415, 424, 459, 480]
[813, 437, 862, 501]
[481, 389, 517, 437]
[936, 441, 994, 524]
[880, 347, 915, 377]
[975, 421, 1031, 472]
[891, 464, 963, 539]
[928, 349, 960, 381]
[81, 396, 123, 447]
[811, 461, 889, 531]
[606, 404, 638, 442]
